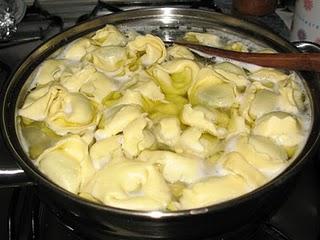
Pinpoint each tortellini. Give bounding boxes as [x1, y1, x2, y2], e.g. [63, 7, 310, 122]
[149, 59, 200, 96]
[167, 44, 195, 60]
[20, 121, 61, 159]
[224, 134, 288, 177]
[19, 84, 54, 121]
[61, 38, 96, 61]
[153, 117, 181, 147]
[47, 91, 100, 135]
[86, 46, 128, 76]
[19, 85, 101, 135]
[249, 68, 289, 86]
[32, 59, 68, 86]
[220, 152, 267, 188]
[139, 150, 204, 184]
[124, 71, 165, 101]
[59, 64, 118, 103]
[18, 25, 311, 211]
[89, 135, 124, 170]
[177, 128, 221, 158]
[184, 32, 222, 48]
[91, 24, 126, 47]
[37, 136, 95, 193]
[227, 109, 250, 137]
[95, 104, 142, 140]
[127, 34, 166, 66]
[82, 160, 171, 210]
[188, 67, 237, 108]
[122, 116, 155, 157]
[249, 89, 279, 119]
[59, 64, 97, 92]
[180, 104, 228, 138]
[224, 41, 248, 52]
[213, 62, 250, 90]
[253, 112, 304, 154]
[179, 174, 249, 209]
[240, 81, 303, 121]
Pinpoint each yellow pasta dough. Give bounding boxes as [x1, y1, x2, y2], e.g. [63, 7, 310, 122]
[18, 25, 311, 211]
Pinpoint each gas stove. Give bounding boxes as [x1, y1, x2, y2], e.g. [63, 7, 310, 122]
[0, 1, 319, 240]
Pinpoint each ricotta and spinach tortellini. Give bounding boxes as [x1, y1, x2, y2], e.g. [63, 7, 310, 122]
[17, 25, 311, 211]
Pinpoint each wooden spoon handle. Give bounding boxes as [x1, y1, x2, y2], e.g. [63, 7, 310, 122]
[172, 42, 320, 72]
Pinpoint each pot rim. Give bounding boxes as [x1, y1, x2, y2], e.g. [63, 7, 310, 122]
[1, 7, 320, 219]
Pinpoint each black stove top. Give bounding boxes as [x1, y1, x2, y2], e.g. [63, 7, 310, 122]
[0, 1, 319, 240]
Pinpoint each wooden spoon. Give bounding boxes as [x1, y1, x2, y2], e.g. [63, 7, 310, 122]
[168, 41, 320, 72]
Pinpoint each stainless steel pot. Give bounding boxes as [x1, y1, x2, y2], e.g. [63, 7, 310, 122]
[1, 8, 320, 239]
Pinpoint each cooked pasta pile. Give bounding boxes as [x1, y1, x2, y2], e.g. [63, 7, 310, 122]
[18, 25, 310, 211]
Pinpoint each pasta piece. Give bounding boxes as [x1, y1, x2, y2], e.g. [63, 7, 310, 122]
[19, 84, 54, 121]
[167, 44, 195, 60]
[189, 67, 237, 108]
[224, 41, 248, 52]
[253, 112, 304, 154]
[86, 46, 127, 76]
[180, 104, 227, 138]
[122, 116, 155, 158]
[127, 34, 166, 66]
[95, 104, 142, 140]
[227, 109, 250, 137]
[184, 32, 222, 47]
[149, 59, 200, 96]
[153, 117, 181, 147]
[91, 24, 126, 47]
[125, 71, 165, 101]
[239, 81, 271, 123]
[82, 160, 171, 211]
[249, 89, 278, 119]
[213, 62, 250, 90]
[139, 150, 204, 184]
[78, 192, 101, 203]
[179, 174, 248, 210]
[62, 38, 96, 61]
[225, 134, 288, 177]
[33, 59, 67, 86]
[142, 94, 188, 120]
[278, 79, 305, 113]
[47, 91, 100, 135]
[177, 127, 204, 154]
[249, 68, 289, 87]
[80, 72, 117, 103]
[90, 135, 124, 170]
[104, 90, 144, 109]
[220, 152, 267, 188]
[37, 136, 95, 193]
[176, 128, 220, 158]
[20, 84, 101, 135]
[59, 64, 97, 92]
[20, 120, 61, 159]
[214, 62, 247, 76]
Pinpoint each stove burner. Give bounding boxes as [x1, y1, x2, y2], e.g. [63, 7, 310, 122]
[77, 1, 122, 24]
[0, 0, 63, 49]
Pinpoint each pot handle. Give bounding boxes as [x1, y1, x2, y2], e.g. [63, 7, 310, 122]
[0, 140, 34, 188]
[292, 41, 320, 53]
